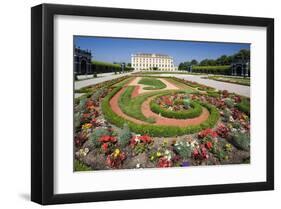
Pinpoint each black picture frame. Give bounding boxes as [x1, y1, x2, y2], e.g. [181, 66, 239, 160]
[31, 3, 274, 205]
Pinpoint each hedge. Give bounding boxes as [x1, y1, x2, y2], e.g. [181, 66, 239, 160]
[102, 86, 220, 137]
[91, 61, 134, 74]
[150, 99, 202, 119]
[192, 65, 231, 75]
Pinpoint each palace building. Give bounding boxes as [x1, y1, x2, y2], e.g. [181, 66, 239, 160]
[131, 53, 176, 71]
[74, 47, 92, 75]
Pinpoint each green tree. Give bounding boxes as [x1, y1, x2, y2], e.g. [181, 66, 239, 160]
[190, 59, 198, 65]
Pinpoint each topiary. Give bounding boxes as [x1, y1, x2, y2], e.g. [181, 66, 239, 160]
[183, 98, 190, 109]
[118, 123, 132, 148]
[89, 128, 110, 147]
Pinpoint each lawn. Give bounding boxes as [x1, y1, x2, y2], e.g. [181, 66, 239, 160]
[138, 77, 167, 90]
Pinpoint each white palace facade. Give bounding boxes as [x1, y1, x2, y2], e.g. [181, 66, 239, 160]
[131, 53, 177, 71]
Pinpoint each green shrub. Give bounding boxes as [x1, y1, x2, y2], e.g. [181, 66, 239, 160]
[173, 141, 193, 159]
[236, 98, 250, 115]
[183, 98, 190, 109]
[224, 98, 234, 108]
[74, 160, 91, 171]
[74, 112, 82, 129]
[118, 123, 132, 148]
[89, 128, 110, 147]
[229, 132, 250, 151]
[150, 99, 202, 119]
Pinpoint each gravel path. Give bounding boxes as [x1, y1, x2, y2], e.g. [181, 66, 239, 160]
[148, 74, 250, 97]
[75, 72, 132, 90]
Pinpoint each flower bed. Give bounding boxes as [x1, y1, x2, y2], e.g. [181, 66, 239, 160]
[150, 93, 203, 119]
[74, 76, 250, 171]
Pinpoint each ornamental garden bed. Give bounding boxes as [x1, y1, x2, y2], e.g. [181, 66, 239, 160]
[204, 75, 250, 86]
[74, 76, 250, 171]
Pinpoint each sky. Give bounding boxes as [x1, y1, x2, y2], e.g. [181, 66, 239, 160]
[74, 36, 250, 66]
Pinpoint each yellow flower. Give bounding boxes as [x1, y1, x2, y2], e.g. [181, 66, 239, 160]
[82, 123, 92, 130]
[114, 149, 120, 157]
[156, 152, 162, 157]
[225, 143, 232, 152]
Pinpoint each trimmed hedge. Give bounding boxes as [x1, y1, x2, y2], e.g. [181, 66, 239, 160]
[91, 60, 134, 73]
[102, 86, 220, 137]
[192, 65, 231, 75]
[150, 99, 202, 119]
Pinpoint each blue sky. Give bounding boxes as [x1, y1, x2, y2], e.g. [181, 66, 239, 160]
[74, 36, 250, 66]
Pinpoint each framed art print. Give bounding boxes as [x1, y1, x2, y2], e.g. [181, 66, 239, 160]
[31, 3, 274, 205]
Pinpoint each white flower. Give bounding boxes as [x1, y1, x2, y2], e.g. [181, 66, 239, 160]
[136, 163, 140, 168]
[84, 147, 89, 154]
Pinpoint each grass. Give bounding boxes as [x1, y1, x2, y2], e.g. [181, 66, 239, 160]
[206, 75, 250, 86]
[102, 86, 220, 137]
[74, 160, 92, 171]
[138, 77, 167, 90]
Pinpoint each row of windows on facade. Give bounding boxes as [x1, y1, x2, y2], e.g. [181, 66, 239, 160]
[132, 63, 173, 67]
[132, 60, 172, 63]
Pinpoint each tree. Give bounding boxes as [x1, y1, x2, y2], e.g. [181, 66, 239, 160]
[190, 59, 198, 65]
[233, 49, 250, 61]
[199, 59, 208, 66]
[178, 62, 190, 71]
[216, 55, 228, 65]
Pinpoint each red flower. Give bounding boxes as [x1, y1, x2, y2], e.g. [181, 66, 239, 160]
[157, 157, 172, 168]
[200, 146, 208, 159]
[130, 135, 152, 147]
[101, 143, 108, 152]
[198, 128, 217, 139]
[139, 135, 152, 143]
[216, 124, 229, 138]
[99, 135, 116, 143]
[193, 148, 199, 158]
[205, 141, 213, 150]
[106, 151, 126, 168]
